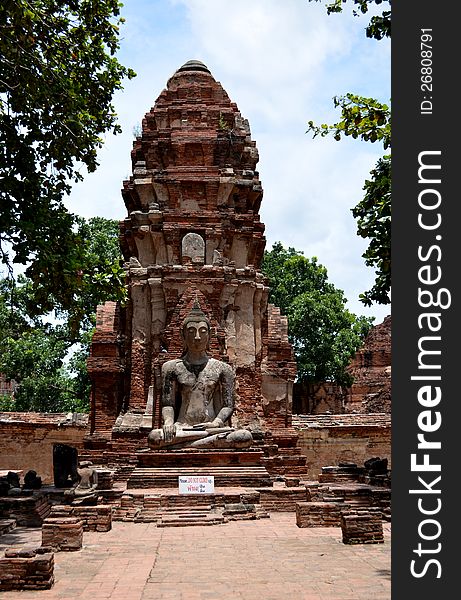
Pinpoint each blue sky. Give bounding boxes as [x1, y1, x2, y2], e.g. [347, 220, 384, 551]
[67, 0, 391, 323]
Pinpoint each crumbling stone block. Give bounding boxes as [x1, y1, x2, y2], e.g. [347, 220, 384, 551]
[41, 516, 83, 551]
[295, 501, 350, 527]
[0, 547, 54, 590]
[340, 509, 384, 544]
[50, 504, 112, 532]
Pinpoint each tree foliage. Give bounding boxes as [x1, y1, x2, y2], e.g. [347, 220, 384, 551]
[310, 0, 391, 40]
[307, 94, 390, 149]
[0, 0, 135, 311]
[352, 156, 390, 305]
[0, 217, 124, 412]
[307, 0, 391, 306]
[262, 243, 373, 386]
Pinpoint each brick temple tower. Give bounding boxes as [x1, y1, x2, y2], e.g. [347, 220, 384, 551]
[86, 60, 297, 452]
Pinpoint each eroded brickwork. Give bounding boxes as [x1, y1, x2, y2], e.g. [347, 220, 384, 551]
[341, 509, 384, 544]
[0, 548, 54, 591]
[293, 414, 391, 480]
[345, 315, 391, 413]
[87, 60, 296, 446]
[41, 517, 83, 552]
[0, 413, 87, 484]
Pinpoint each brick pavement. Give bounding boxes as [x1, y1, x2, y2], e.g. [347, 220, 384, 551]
[0, 514, 391, 600]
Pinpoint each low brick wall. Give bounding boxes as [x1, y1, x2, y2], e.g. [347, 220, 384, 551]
[50, 504, 112, 532]
[0, 493, 51, 527]
[293, 414, 391, 480]
[0, 413, 88, 484]
[41, 517, 83, 551]
[0, 547, 54, 590]
[295, 502, 350, 527]
[257, 487, 310, 512]
[341, 509, 384, 544]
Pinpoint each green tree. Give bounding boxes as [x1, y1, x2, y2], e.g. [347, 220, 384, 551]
[0, 0, 135, 312]
[0, 326, 77, 412]
[307, 94, 390, 148]
[58, 216, 126, 336]
[311, 0, 391, 40]
[307, 0, 391, 306]
[262, 242, 373, 386]
[0, 216, 124, 412]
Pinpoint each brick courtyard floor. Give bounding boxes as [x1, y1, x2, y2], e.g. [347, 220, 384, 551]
[0, 514, 391, 600]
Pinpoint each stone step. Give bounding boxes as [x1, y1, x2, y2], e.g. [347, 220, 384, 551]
[156, 505, 225, 528]
[113, 489, 267, 525]
[136, 450, 264, 468]
[127, 466, 272, 488]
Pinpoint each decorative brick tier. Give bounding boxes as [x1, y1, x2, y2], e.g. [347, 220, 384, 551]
[260, 451, 308, 477]
[0, 547, 54, 590]
[41, 517, 83, 552]
[50, 504, 112, 532]
[295, 502, 350, 528]
[341, 509, 384, 544]
[136, 449, 264, 468]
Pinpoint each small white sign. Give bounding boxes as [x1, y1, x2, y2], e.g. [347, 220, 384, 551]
[178, 475, 215, 494]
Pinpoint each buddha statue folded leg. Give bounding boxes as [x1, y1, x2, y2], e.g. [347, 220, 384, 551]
[188, 429, 253, 449]
[147, 427, 211, 449]
[147, 426, 253, 449]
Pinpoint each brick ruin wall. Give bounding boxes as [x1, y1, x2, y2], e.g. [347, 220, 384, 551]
[293, 414, 391, 480]
[0, 412, 390, 484]
[345, 315, 391, 413]
[293, 381, 347, 414]
[0, 413, 87, 484]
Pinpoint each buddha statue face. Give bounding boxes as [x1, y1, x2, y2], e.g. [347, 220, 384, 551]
[181, 301, 211, 354]
[183, 320, 209, 353]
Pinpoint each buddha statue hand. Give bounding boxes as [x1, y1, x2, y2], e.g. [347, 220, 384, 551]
[163, 422, 177, 442]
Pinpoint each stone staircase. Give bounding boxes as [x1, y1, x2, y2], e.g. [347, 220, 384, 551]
[112, 488, 269, 526]
[157, 506, 225, 527]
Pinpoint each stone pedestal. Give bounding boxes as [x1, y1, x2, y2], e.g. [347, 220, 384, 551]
[0, 548, 54, 590]
[340, 509, 384, 544]
[41, 517, 83, 551]
[295, 502, 350, 528]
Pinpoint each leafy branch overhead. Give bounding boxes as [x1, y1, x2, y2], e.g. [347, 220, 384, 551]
[0, 0, 135, 312]
[309, 0, 391, 40]
[352, 156, 390, 306]
[307, 94, 390, 149]
[307, 0, 391, 306]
